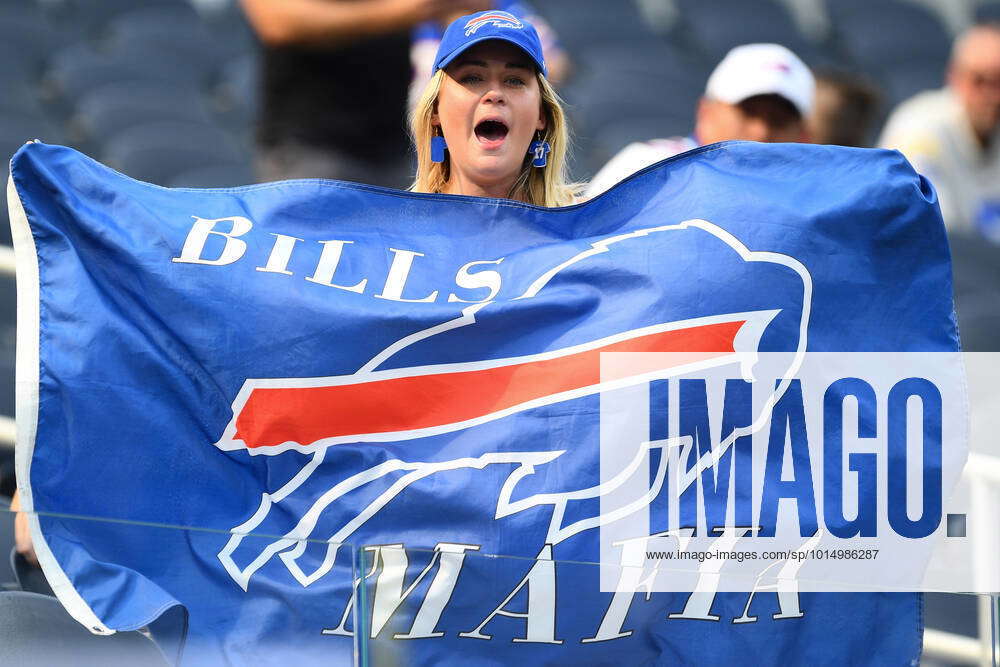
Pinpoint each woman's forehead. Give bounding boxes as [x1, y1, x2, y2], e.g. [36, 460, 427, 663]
[450, 40, 534, 69]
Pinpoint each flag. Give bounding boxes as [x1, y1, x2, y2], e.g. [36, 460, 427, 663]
[7, 141, 952, 665]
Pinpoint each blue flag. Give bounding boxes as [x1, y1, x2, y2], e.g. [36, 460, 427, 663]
[8, 141, 952, 665]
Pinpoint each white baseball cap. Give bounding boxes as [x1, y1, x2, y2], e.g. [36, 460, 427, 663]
[705, 43, 815, 117]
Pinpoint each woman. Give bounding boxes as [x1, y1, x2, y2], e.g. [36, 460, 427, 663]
[409, 9, 579, 206]
[8, 10, 579, 570]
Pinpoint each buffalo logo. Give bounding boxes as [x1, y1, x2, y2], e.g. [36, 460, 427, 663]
[464, 11, 523, 36]
[214, 219, 812, 591]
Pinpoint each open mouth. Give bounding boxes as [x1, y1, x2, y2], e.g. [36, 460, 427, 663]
[475, 119, 509, 145]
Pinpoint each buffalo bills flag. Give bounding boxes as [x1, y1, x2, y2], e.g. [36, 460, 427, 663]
[8, 141, 952, 665]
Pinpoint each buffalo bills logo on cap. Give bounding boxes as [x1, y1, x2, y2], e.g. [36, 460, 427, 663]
[464, 10, 523, 36]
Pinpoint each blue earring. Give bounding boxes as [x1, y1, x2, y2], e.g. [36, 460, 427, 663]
[528, 135, 551, 168]
[431, 133, 447, 163]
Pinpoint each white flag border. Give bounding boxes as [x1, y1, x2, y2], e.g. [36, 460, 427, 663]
[7, 147, 115, 635]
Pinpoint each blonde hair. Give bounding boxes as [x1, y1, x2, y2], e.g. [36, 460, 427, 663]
[409, 69, 578, 207]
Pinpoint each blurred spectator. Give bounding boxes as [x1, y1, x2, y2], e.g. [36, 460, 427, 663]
[240, 0, 488, 187]
[879, 24, 1000, 239]
[409, 1, 569, 108]
[808, 69, 881, 147]
[586, 43, 814, 197]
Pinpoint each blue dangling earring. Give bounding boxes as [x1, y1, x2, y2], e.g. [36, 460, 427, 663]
[528, 132, 551, 168]
[431, 129, 447, 163]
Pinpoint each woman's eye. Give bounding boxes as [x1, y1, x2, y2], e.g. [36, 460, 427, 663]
[460, 73, 483, 84]
[506, 77, 526, 87]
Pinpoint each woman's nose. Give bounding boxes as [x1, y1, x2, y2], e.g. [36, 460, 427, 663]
[483, 87, 506, 104]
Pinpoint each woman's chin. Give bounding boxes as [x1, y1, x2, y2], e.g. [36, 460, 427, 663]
[466, 156, 524, 183]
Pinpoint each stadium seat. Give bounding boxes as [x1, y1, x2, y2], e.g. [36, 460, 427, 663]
[72, 82, 213, 149]
[106, 5, 246, 76]
[0, 114, 65, 155]
[44, 42, 204, 107]
[975, 2, 1000, 24]
[0, 42, 44, 90]
[571, 67, 701, 140]
[0, 118, 67, 202]
[63, 0, 192, 38]
[106, 38, 220, 90]
[0, 77, 44, 117]
[11, 549, 53, 597]
[105, 2, 204, 37]
[924, 593, 979, 640]
[0, 5, 67, 74]
[167, 162, 255, 189]
[829, 1, 951, 75]
[881, 60, 945, 108]
[102, 120, 248, 186]
[0, 590, 170, 666]
[948, 234, 1000, 351]
[0, 272, 13, 418]
[823, 0, 933, 26]
[674, 0, 815, 63]
[531, 0, 655, 51]
[0, 447, 12, 500]
[0, 499, 14, 590]
[200, 0, 258, 51]
[573, 39, 712, 86]
[214, 53, 258, 127]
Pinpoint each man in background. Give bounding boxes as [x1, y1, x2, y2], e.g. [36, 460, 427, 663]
[240, 0, 488, 188]
[880, 24, 1000, 240]
[586, 43, 814, 197]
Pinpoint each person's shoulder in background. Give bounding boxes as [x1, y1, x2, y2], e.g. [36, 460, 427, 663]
[585, 136, 698, 198]
[878, 88, 957, 163]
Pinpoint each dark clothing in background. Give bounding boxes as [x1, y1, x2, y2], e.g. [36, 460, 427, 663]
[0, 447, 13, 499]
[256, 32, 413, 186]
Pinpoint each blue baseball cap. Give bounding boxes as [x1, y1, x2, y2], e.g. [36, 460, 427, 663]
[433, 10, 548, 78]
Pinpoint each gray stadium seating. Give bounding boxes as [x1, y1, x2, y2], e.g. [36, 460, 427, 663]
[0, 119, 67, 223]
[10, 549, 53, 597]
[106, 5, 248, 74]
[571, 66, 702, 141]
[0, 41, 45, 89]
[948, 234, 1000, 351]
[0, 274, 13, 417]
[44, 43, 192, 106]
[975, 2, 1000, 24]
[215, 53, 258, 122]
[106, 38, 222, 90]
[0, 499, 14, 590]
[168, 162, 255, 188]
[924, 593, 980, 640]
[64, 0, 193, 38]
[0, 5, 67, 72]
[0, 77, 43, 117]
[0, 113, 63, 146]
[0, 590, 170, 666]
[881, 60, 946, 107]
[72, 82, 214, 149]
[573, 39, 712, 85]
[531, 0, 654, 52]
[675, 0, 815, 63]
[102, 120, 248, 186]
[829, 0, 951, 74]
[0, 448, 11, 499]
